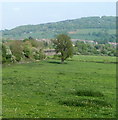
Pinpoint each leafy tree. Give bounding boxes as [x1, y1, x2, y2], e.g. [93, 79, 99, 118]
[74, 40, 116, 56]
[23, 41, 32, 58]
[2, 44, 7, 63]
[52, 34, 73, 63]
[9, 41, 23, 62]
[23, 37, 44, 49]
[2, 44, 13, 63]
[33, 50, 46, 60]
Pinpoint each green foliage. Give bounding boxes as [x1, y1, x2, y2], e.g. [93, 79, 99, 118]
[23, 47, 31, 58]
[2, 44, 7, 63]
[52, 34, 73, 63]
[53, 54, 61, 60]
[2, 44, 12, 63]
[74, 41, 116, 56]
[9, 41, 23, 62]
[1, 16, 116, 43]
[2, 38, 46, 63]
[6, 54, 12, 63]
[23, 41, 32, 58]
[33, 50, 46, 60]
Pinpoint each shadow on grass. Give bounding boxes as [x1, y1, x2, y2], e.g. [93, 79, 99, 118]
[47, 61, 67, 64]
[57, 72, 66, 75]
[94, 61, 117, 64]
[79, 60, 117, 64]
[59, 98, 112, 108]
[71, 90, 104, 97]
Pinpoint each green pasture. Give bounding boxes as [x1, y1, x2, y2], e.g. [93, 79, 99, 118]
[69, 29, 116, 35]
[2, 55, 116, 118]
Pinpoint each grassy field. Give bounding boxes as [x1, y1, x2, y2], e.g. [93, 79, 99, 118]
[68, 29, 116, 35]
[68, 28, 116, 40]
[2, 55, 116, 118]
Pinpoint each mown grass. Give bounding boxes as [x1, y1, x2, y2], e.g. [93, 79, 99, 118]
[2, 55, 116, 118]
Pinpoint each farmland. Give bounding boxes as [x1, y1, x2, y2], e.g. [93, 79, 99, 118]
[1, 16, 116, 43]
[2, 55, 116, 118]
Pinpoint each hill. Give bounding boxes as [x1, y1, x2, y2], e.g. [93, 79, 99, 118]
[1, 16, 116, 43]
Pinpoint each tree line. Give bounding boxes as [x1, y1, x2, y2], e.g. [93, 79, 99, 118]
[74, 41, 116, 56]
[2, 37, 46, 64]
[1, 34, 117, 64]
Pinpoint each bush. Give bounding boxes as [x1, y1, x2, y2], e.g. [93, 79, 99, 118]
[6, 54, 12, 63]
[2, 38, 46, 64]
[53, 54, 61, 60]
[33, 51, 46, 60]
[9, 41, 23, 62]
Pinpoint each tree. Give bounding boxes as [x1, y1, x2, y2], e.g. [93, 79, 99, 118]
[9, 41, 23, 62]
[2, 44, 7, 63]
[52, 34, 73, 63]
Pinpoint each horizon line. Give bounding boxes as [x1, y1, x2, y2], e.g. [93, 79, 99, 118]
[1, 15, 116, 31]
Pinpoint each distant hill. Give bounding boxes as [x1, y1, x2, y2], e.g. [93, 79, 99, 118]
[1, 16, 116, 43]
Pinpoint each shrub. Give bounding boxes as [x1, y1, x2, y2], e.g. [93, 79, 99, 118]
[53, 54, 61, 60]
[23, 42, 32, 58]
[9, 41, 23, 62]
[2, 44, 7, 63]
[33, 50, 46, 60]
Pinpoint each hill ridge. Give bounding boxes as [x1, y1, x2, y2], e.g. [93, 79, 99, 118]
[1, 16, 116, 43]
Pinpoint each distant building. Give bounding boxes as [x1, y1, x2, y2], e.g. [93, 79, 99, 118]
[71, 39, 98, 44]
[108, 42, 118, 46]
[44, 49, 56, 56]
[36, 39, 50, 43]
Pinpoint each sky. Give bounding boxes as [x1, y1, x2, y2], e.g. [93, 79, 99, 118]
[0, 2, 116, 30]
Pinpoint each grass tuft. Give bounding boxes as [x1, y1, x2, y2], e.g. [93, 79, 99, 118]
[59, 98, 112, 108]
[72, 90, 104, 97]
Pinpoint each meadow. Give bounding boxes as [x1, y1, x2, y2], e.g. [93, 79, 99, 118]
[69, 28, 115, 35]
[2, 55, 116, 118]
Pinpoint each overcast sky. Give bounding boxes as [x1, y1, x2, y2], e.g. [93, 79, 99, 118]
[1, 2, 116, 30]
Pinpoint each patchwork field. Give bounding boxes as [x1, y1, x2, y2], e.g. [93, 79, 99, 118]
[2, 55, 116, 118]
